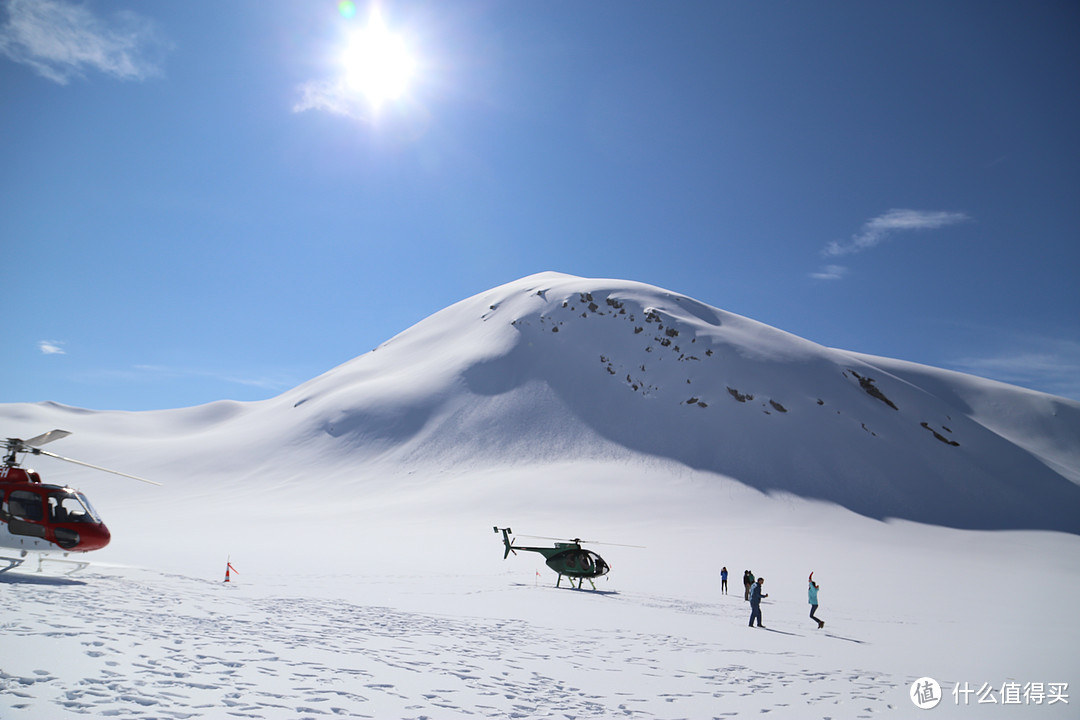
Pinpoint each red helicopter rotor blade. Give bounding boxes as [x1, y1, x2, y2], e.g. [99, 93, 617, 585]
[33, 448, 162, 486]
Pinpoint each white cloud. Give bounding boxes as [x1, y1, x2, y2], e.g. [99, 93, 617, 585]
[39, 340, 66, 355]
[824, 209, 970, 258]
[293, 78, 367, 120]
[0, 0, 165, 85]
[809, 264, 847, 281]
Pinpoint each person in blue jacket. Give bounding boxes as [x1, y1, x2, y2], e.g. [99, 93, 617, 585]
[720, 567, 729, 594]
[748, 577, 767, 627]
[809, 572, 825, 629]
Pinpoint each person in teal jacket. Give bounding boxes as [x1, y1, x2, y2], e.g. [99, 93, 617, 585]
[809, 572, 824, 629]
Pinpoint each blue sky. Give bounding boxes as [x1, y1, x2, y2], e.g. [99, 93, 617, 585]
[2, 0, 1078, 410]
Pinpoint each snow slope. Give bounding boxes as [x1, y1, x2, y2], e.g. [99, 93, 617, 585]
[273, 271, 1080, 531]
[2, 272, 1078, 718]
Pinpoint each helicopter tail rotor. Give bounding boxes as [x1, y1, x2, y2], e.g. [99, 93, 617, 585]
[493, 527, 516, 559]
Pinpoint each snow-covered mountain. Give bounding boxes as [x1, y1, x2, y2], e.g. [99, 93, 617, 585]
[4, 273, 1079, 719]
[6, 272, 1080, 533]
[284, 272, 1080, 532]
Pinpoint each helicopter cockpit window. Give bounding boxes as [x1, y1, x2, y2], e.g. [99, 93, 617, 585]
[49, 491, 100, 523]
[8, 490, 44, 522]
[77, 492, 102, 523]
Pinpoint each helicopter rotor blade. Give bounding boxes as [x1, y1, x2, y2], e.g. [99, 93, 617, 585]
[22, 429, 73, 448]
[32, 448, 162, 486]
[515, 534, 644, 549]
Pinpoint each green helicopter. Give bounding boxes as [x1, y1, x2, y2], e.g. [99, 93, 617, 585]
[494, 526, 640, 590]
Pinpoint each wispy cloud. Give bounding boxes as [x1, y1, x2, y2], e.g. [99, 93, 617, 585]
[39, 340, 66, 355]
[809, 264, 847, 281]
[811, 209, 970, 280]
[824, 209, 970, 258]
[949, 338, 1080, 401]
[293, 78, 368, 121]
[0, 0, 166, 85]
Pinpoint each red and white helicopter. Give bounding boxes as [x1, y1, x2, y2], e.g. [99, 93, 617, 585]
[1, 430, 158, 573]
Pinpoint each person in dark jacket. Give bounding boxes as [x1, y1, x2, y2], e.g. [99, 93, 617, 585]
[748, 577, 768, 627]
[743, 570, 754, 601]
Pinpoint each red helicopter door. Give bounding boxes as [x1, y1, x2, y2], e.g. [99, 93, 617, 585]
[2, 487, 49, 541]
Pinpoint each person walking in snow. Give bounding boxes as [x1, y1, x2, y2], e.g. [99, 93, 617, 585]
[808, 572, 824, 629]
[720, 567, 729, 595]
[744, 570, 755, 601]
[748, 577, 767, 628]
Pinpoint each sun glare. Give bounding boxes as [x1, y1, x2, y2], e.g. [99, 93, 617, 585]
[341, 9, 416, 110]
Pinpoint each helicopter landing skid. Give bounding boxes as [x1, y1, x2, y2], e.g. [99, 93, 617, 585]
[556, 574, 597, 591]
[0, 556, 27, 574]
[36, 554, 90, 575]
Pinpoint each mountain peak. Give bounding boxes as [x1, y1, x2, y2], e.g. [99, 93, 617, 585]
[277, 274, 1080, 533]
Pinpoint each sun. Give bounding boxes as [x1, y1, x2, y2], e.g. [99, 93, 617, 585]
[341, 9, 416, 110]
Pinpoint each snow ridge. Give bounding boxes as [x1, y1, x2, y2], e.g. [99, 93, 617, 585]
[4, 272, 1079, 533]
[275, 273, 1080, 532]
